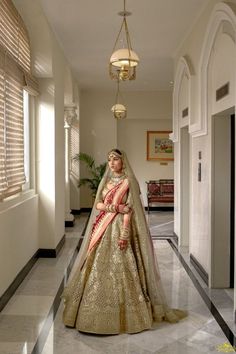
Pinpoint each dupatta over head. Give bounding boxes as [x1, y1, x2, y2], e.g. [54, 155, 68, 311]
[63, 150, 187, 323]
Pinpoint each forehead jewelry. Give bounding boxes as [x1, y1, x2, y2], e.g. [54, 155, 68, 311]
[108, 151, 122, 159]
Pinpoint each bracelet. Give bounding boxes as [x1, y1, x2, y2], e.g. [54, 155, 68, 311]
[120, 226, 130, 240]
[105, 204, 118, 213]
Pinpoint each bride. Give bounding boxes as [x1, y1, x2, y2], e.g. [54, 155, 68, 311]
[62, 149, 187, 334]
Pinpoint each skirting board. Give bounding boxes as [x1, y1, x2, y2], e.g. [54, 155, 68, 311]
[37, 234, 65, 258]
[71, 209, 80, 215]
[190, 253, 209, 286]
[145, 206, 174, 211]
[173, 232, 179, 245]
[65, 220, 74, 227]
[0, 234, 65, 312]
[0, 249, 38, 312]
[80, 207, 92, 213]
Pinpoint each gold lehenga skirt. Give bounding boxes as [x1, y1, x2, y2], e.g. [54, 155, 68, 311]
[62, 214, 186, 334]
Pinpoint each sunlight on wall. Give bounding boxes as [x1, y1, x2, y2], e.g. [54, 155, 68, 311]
[38, 103, 55, 205]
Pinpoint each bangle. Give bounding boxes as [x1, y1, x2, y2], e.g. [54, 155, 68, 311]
[105, 204, 118, 213]
[120, 226, 130, 240]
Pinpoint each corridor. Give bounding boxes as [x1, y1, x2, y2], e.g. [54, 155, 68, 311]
[0, 213, 233, 354]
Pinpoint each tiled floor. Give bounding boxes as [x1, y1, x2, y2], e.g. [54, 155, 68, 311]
[0, 212, 235, 354]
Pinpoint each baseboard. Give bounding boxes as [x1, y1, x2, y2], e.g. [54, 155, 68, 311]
[190, 253, 209, 286]
[145, 206, 174, 211]
[0, 250, 38, 312]
[80, 207, 92, 213]
[71, 209, 80, 215]
[0, 234, 66, 312]
[173, 232, 179, 245]
[38, 234, 65, 258]
[65, 220, 74, 227]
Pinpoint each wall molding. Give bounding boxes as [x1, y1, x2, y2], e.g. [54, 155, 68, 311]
[171, 55, 194, 143]
[193, 1, 236, 137]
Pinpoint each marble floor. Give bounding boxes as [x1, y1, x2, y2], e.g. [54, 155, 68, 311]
[0, 212, 235, 354]
[148, 211, 174, 237]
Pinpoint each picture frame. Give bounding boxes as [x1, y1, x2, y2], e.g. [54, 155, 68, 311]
[146, 131, 174, 161]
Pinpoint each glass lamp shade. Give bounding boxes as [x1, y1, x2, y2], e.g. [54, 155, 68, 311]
[110, 48, 139, 68]
[111, 103, 127, 119]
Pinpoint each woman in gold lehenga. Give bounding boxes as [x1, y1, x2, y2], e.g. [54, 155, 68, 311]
[62, 149, 187, 334]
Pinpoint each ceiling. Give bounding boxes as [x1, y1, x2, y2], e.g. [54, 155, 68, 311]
[39, 0, 208, 91]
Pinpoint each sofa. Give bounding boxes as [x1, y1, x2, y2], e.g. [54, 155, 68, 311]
[146, 179, 174, 213]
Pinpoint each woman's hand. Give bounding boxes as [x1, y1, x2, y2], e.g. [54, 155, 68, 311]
[118, 239, 128, 250]
[118, 204, 131, 214]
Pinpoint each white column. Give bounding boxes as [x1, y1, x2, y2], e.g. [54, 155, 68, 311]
[64, 103, 77, 226]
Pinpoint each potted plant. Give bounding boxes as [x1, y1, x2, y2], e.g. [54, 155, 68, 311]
[74, 152, 107, 198]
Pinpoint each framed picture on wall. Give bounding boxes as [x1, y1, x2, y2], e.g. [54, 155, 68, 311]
[147, 131, 174, 161]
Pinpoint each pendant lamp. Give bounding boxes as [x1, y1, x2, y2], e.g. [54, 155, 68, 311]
[111, 79, 127, 119]
[109, 0, 139, 81]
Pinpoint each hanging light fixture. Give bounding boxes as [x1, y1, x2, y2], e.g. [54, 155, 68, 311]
[109, 0, 139, 81]
[111, 79, 127, 119]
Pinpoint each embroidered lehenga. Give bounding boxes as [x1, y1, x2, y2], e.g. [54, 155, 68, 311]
[62, 151, 187, 334]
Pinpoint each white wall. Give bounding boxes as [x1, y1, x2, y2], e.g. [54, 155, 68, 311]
[80, 89, 173, 207]
[37, 78, 56, 248]
[36, 37, 67, 250]
[0, 0, 78, 297]
[0, 196, 38, 296]
[80, 90, 117, 207]
[53, 39, 66, 245]
[173, 0, 236, 284]
[118, 119, 173, 205]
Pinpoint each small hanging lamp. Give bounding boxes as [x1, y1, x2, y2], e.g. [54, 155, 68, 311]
[111, 79, 127, 119]
[109, 0, 139, 81]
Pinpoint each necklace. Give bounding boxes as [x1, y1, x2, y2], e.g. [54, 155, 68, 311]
[110, 174, 125, 185]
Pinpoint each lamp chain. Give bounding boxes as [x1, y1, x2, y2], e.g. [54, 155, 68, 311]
[111, 0, 132, 55]
[115, 79, 120, 104]
[124, 18, 132, 53]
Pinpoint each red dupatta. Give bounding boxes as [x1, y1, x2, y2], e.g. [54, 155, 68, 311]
[87, 178, 129, 253]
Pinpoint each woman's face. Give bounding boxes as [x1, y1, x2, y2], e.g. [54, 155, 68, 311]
[108, 154, 123, 174]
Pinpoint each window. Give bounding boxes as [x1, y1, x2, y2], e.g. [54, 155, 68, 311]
[0, 0, 38, 201]
[23, 90, 30, 190]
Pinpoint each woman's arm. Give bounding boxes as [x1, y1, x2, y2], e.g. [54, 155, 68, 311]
[118, 189, 132, 250]
[118, 211, 132, 250]
[96, 202, 106, 211]
[96, 201, 131, 213]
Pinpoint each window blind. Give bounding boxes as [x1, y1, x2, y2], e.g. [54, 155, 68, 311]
[0, 51, 25, 199]
[0, 0, 31, 73]
[5, 59, 25, 197]
[0, 52, 6, 195]
[70, 125, 80, 179]
[0, 0, 37, 200]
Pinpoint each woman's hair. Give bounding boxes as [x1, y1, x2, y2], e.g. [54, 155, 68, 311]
[108, 148, 122, 156]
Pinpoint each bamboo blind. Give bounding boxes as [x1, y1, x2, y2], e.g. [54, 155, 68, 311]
[0, 0, 37, 199]
[0, 0, 31, 73]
